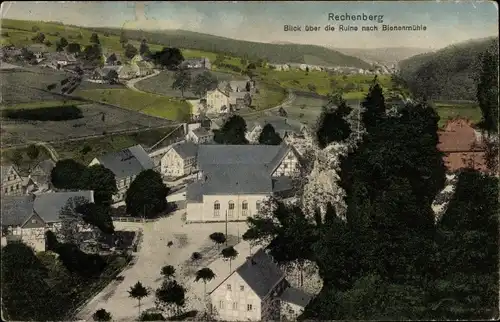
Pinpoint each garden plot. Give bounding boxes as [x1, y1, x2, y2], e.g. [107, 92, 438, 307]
[1, 102, 171, 146]
[0, 67, 72, 104]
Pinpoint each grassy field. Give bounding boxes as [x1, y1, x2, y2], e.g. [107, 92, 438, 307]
[52, 127, 179, 164]
[134, 70, 244, 98]
[433, 101, 482, 128]
[257, 68, 392, 96]
[252, 81, 288, 111]
[74, 88, 191, 121]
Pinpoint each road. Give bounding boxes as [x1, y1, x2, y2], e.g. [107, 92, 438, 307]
[32, 141, 59, 162]
[125, 70, 161, 93]
[74, 211, 248, 321]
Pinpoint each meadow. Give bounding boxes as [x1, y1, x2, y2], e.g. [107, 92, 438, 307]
[257, 68, 392, 98]
[74, 88, 191, 121]
[432, 101, 482, 128]
[134, 70, 244, 98]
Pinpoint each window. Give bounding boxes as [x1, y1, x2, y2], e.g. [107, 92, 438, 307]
[15, 184, 19, 190]
[228, 201, 235, 218]
[242, 201, 248, 216]
[10, 186, 13, 191]
[31, 219, 37, 224]
[240, 285, 245, 291]
[7, 176, 11, 181]
[219, 301, 224, 309]
[284, 164, 288, 169]
[247, 304, 253, 311]
[232, 302, 238, 310]
[227, 284, 232, 291]
[256, 201, 261, 211]
[4, 188, 7, 193]
[214, 201, 220, 217]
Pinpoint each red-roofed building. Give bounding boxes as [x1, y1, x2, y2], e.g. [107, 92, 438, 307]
[437, 118, 488, 172]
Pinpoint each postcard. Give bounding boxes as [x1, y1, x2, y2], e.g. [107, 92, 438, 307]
[0, 1, 498, 321]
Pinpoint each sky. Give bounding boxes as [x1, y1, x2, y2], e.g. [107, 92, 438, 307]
[1, 1, 498, 49]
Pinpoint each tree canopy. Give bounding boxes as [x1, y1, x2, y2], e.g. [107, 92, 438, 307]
[258, 123, 282, 145]
[171, 69, 192, 98]
[150, 47, 184, 69]
[315, 94, 352, 148]
[124, 43, 138, 59]
[125, 169, 170, 218]
[80, 164, 117, 205]
[213, 115, 249, 144]
[191, 71, 218, 98]
[51, 159, 87, 190]
[476, 46, 499, 133]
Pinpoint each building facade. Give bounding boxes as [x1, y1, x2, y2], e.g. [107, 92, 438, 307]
[1, 164, 25, 196]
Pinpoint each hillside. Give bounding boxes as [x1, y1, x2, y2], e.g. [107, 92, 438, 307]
[398, 37, 498, 101]
[335, 47, 432, 65]
[88, 27, 371, 68]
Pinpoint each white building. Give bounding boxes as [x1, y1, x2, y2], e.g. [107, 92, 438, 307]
[1, 190, 94, 252]
[208, 247, 313, 321]
[160, 142, 198, 178]
[206, 88, 231, 114]
[89, 145, 154, 203]
[185, 144, 300, 223]
[186, 127, 213, 144]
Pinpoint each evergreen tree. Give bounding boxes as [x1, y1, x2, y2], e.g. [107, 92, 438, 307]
[361, 76, 386, 132]
[316, 94, 352, 148]
[476, 47, 499, 133]
[258, 124, 282, 145]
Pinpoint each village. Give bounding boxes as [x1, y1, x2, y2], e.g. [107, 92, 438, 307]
[1, 3, 498, 322]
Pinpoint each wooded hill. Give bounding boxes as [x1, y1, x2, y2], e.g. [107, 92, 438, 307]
[89, 27, 371, 69]
[398, 37, 498, 101]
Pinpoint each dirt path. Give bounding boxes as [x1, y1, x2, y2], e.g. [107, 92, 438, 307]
[125, 70, 161, 93]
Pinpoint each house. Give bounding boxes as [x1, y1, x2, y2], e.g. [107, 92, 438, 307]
[206, 88, 231, 114]
[185, 144, 300, 222]
[1, 164, 25, 196]
[117, 64, 138, 80]
[208, 247, 312, 321]
[1, 190, 94, 252]
[45, 52, 77, 68]
[89, 65, 123, 83]
[186, 127, 213, 144]
[181, 57, 211, 70]
[29, 159, 55, 192]
[160, 142, 198, 178]
[437, 118, 488, 173]
[26, 44, 49, 58]
[136, 60, 154, 77]
[246, 117, 305, 143]
[89, 145, 154, 202]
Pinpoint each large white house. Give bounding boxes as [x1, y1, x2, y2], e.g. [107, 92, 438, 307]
[205, 80, 253, 114]
[89, 145, 154, 202]
[185, 144, 300, 222]
[207, 246, 313, 321]
[1, 190, 94, 252]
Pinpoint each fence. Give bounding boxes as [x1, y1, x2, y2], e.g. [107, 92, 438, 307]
[111, 217, 158, 223]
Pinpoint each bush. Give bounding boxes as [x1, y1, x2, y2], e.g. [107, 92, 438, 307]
[2, 106, 83, 121]
[140, 311, 166, 321]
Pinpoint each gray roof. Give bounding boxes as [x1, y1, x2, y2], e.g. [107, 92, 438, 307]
[172, 142, 198, 159]
[1, 195, 35, 226]
[191, 127, 211, 138]
[280, 287, 313, 307]
[236, 248, 285, 299]
[26, 44, 49, 53]
[229, 92, 247, 104]
[95, 145, 153, 179]
[200, 165, 272, 195]
[33, 190, 94, 223]
[186, 181, 203, 202]
[272, 176, 294, 193]
[197, 144, 290, 169]
[254, 117, 303, 137]
[229, 80, 249, 91]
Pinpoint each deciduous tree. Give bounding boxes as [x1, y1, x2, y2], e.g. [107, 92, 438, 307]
[155, 279, 186, 316]
[191, 71, 218, 98]
[51, 159, 86, 190]
[125, 169, 170, 218]
[221, 246, 238, 271]
[124, 43, 138, 59]
[172, 69, 192, 98]
[213, 115, 248, 144]
[80, 164, 117, 205]
[93, 309, 112, 321]
[209, 232, 226, 249]
[161, 265, 176, 280]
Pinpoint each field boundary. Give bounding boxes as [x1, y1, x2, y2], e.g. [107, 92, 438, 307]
[1, 124, 176, 149]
